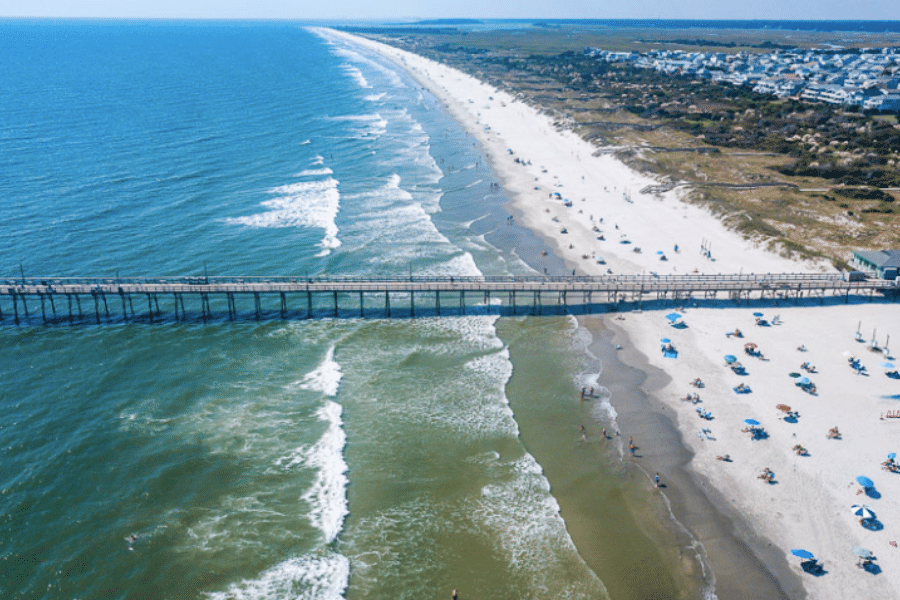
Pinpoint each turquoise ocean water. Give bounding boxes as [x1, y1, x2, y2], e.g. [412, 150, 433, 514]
[0, 21, 631, 600]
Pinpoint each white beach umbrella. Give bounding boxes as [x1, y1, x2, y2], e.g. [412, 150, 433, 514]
[851, 505, 875, 520]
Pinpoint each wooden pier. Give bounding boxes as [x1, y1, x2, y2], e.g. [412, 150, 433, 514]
[0, 273, 896, 324]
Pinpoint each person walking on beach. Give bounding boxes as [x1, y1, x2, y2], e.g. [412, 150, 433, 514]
[452, 589, 458, 600]
[655, 473, 660, 488]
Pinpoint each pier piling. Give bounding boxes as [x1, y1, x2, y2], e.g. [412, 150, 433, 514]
[0, 274, 894, 326]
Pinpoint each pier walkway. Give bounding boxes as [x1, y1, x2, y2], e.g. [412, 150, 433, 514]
[1, 273, 896, 324]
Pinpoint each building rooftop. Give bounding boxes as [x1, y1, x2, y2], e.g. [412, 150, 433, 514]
[854, 250, 900, 269]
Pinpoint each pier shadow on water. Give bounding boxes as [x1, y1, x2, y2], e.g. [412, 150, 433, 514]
[1, 290, 897, 328]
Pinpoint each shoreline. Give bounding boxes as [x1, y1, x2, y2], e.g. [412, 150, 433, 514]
[592, 314, 801, 599]
[325, 28, 900, 600]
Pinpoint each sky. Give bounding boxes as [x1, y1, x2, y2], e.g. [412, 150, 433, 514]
[1, 1, 898, 21]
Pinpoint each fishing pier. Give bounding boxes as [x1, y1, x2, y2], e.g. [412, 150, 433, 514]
[1, 273, 896, 325]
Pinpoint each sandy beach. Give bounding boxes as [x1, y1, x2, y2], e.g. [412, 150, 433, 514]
[325, 28, 900, 599]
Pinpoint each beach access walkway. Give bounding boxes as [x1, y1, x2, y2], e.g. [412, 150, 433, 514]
[1, 273, 897, 324]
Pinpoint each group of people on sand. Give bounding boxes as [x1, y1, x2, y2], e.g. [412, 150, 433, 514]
[792, 444, 809, 456]
[681, 392, 701, 404]
[757, 467, 775, 483]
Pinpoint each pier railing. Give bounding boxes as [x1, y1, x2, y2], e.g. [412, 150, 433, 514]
[0, 273, 895, 325]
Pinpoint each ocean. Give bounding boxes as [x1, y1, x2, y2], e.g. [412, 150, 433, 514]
[0, 21, 691, 600]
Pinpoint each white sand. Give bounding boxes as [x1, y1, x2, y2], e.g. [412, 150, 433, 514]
[324, 29, 900, 599]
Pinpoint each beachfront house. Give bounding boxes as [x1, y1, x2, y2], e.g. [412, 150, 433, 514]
[853, 249, 900, 280]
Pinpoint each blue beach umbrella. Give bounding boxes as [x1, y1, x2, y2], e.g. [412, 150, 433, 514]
[724, 355, 737, 364]
[660, 338, 671, 344]
[790, 549, 814, 559]
[852, 505, 875, 519]
[882, 362, 896, 369]
[889, 453, 896, 460]
[856, 476, 875, 489]
[851, 547, 873, 559]
[753, 312, 764, 317]
[744, 419, 760, 426]
[798, 377, 810, 385]
[657, 250, 665, 255]
[665, 312, 682, 322]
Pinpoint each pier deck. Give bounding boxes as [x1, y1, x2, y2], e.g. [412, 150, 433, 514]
[1, 273, 896, 324]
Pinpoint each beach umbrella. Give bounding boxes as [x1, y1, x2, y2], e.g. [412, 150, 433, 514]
[842, 351, 857, 360]
[789, 372, 801, 378]
[790, 549, 814, 559]
[856, 476, 874, 489]
[665, 312, 682, 322]
[851, 505, 875, 519]
[744, 342, 758, 349]
[889, 453, 896, 460]
[657, 250, 664, 255]
[851, 547, 873, 558]
[798, 377, 810, 385]
[776, 404, 791, 412]
[753, 312, 764, 317]
[881, 362, 896, 369]
[660, 338, 671, 344]
[744, 419, 761, 426]
[724, 355, 737, 364]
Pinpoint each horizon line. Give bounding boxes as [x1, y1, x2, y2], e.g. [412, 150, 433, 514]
[4, 16, 900, 23]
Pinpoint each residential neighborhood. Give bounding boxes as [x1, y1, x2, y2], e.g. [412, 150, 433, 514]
[586, 46, 900, 112]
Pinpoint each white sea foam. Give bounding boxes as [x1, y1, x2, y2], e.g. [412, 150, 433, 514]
[300, 139, 311, 145]
[294, 167, 333, 177]
[328, 113, 387, 138]
[224, 177, 340, 256]
[298, 345, 343, 398]
[474, 454, 610, 599]
[204, 552, 349, 600]
[343, 64, 370, 88]
[323, 36, 406, 88]
[301, 400, 348, 543]
[364, 92, 386, 102]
